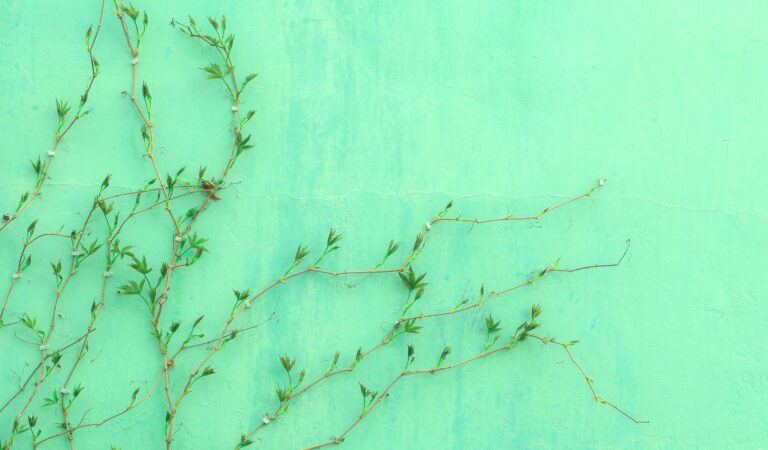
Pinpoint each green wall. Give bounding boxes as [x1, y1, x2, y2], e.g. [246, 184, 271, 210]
[1, 1, 766, 449]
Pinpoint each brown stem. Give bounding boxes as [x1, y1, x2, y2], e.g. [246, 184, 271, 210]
[431, 180, 604, 225]
[57, 269, 110, 448]
[0, 0, 107, 235]
[303, 345, 512, 450]
[0, 232, 73, 324]
[240, 341, 388, 442]
[170, 265, 399, 447]
[526, 334, 648, 424]
[114, 14, 249, 448]
[0, 332, 91, 415]
[35, 374, 162, 448]
[240, 242, 631, 443]
[2, 198, 101, 450]
[3, 176, 193, 448]
[400, 240, 630, 323]
[117, 3, 182, 237]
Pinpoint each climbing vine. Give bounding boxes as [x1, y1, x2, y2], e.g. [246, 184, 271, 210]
[0, 2, 645, 449]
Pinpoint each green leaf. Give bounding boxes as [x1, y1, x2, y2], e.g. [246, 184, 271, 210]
[243, 72, 258, 86]
[531, 304, 542, 320]
[122, 4, 139, 21]
[294, 244, 310, 263]
[386, 240, 400, 257]
[275, 386, 289, 402]
[238, 435, 254, 448]
[56, 99, 71, 119]
[279, 355, 295, 373]
[118, 279, 145, 296]
[43, 390, 60, 407]
[485, 315, 502, 334]
[130, 256, 151, 275]
[326, 228, 343, 247]
[200, 63, 225, 80]
[398, 267, 427, 291]
[403, 320, 422, 334]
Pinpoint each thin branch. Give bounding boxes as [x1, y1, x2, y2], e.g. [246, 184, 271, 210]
[303, 345, 513, 450]
[116, 3, 182, 236]
[400, 240, 630, 323]
[527, 334, 648, 424]
[431, 179, 605, 225]
[240, 241, 632, 443]
[0, 0, 107, 235]
[36, 374, 162, 447]
[1, 232, 74, 324]
[0, 331, 93, 415]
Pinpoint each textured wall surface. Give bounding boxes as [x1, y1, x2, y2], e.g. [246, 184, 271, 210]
[1, 1, 767, 449]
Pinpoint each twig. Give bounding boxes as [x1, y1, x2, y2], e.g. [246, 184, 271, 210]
[0, 331, 93, 415]
[1, 232, 74, 324]
[400, 240, 630, 323]
[527, 334, 648, 424]
[303, 345, 513, 450]
[36, 374, 163, 447]
[0, 0, 107, 235]
[431, 179, 605, 225]
[239, 245, 631, 443]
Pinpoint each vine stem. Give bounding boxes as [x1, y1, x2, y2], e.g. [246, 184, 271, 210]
[303, 329, 648, 450]
[0, 181, 197, 449]
[0, 0, 107, 235]
[0, 2, 637, 447]
[116, 5, 182, 237]
[0, 332, 92, 415]
[238, 245, 632, 444]
[526, 333, 649, 424]
[167, 164, 602, 448]
[114, 10, 250, 448]
[207, 182, 613, 445]
[168, 266, 401, 448]
[399, 239, 630, 323]
[114, 7, 205, 448]
[228, 180, 617, 446]
[35, 373, 163, 447]
[0, 232, 73, 324]
[303, 344, 513, 450]
[1, 199, 101, 450]
[431, 179, 603, 225]
[58, 245, 114, 447]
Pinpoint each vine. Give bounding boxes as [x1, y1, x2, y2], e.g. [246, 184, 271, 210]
[0, 2, 646, 449]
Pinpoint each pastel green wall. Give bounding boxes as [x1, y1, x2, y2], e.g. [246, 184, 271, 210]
[1, 1, 766, 449]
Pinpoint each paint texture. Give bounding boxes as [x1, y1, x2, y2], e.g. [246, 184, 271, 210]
[1, 1, 766, 449]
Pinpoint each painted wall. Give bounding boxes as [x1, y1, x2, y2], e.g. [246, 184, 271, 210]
[1, 1, 766, 449]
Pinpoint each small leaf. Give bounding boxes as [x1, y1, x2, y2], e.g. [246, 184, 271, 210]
[326, 228, 343, 247]
[239, 435, 254, 448]
[403, 320, 422, 334]
[244, 72, 258, 86]
[485, 315, 502, 334]
[279, 355, 295, 373]
[275, 386, 289, 402]
[531, 304, 542, 320]
[386, 240, 400, 257]
[294, 244, 310, 263]
[200, 63, 225, 80]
